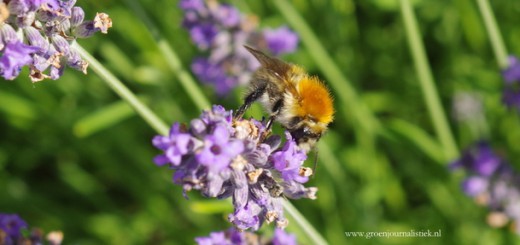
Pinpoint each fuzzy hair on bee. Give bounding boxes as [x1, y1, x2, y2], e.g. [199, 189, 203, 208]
[235, 46, 334, 152]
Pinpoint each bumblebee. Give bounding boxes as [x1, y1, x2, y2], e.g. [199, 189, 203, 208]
[235, 46, 334, 152]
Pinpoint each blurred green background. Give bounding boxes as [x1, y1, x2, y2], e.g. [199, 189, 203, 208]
[1, 0, 520, 244]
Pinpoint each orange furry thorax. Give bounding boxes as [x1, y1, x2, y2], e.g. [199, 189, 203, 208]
[294, 76, 334, 124]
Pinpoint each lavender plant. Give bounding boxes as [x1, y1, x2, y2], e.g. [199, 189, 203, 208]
[0, 213, 63, 245]
[180, 0, 298, 95]
[450, 142, 520, 234]
[152, 105, 316, 231]
[0, 0, 111, 82]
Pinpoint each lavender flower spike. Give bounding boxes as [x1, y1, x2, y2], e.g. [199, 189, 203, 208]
[0, 0, 112, 81]
[180, 0, 299, 95]
[450, 141, 520, 234]
[152, 105, 318, 231]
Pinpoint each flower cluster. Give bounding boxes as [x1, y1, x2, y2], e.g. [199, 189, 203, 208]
[152, 105, 317, 231]
[0, 213, 63, 245]
[179, 0, 299, 95]
[450, 142, 520, 233]
[0, 0, 112, 81]
[502, 55, 520, 111]
[195, 227, 297, 245]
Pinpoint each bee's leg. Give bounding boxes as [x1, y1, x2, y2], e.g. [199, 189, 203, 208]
[265, 98, 284, 131]
[234, 82, 268, 119]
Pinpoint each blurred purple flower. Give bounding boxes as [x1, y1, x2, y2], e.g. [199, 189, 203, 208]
[0, 0, 111, 81]
[451, 141, 520, 234]
[0, 213, 63, 245]
[152, 105, 317, 231]
[450, 141, 500, 177]
[502, 89, 520, 111]
[263, 26, 299, 56]
[273, 228, 297, 245]
[502, 56, 520, 84]
[501, 55, 520, 111]
[179, 0, 299, 95]
[195, 227, 298, 245]
[0, 213, 27, 242]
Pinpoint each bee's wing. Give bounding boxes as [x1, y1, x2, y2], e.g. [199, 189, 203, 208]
[245, 46, 291, 77]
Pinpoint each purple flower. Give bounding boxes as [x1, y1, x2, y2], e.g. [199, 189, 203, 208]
[450, 141, 500, 177]
[462, 176, 488, 197]
[214, 4, 241, 28]
[196, 227, 298, 245]
[502, 56, 520, 84]
[190, 24, 218, 50]
[195, 231, 228, 245]
[263, 26, 299, 56]
[197, 125, 244, 171]
[0, 0, 111, 81]
[271, 133, 308, 183]
[451, 141, 520, 234]
[0, 40, 39, 80]
[179, 0, 205, 11]
[273, 228, 297, 245]
[0, 213, 27, 242]
[152, 123, 194, 167]
[180, 1, 299, 95]
[152, 105, 317, 231]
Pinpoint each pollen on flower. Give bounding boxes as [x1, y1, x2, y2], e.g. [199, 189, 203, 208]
[296, 76, 334, 124]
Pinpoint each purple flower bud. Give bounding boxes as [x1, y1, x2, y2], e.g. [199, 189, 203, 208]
[24, 26, 49, 52]
[50, 34, 70, 55]
[0, 24, 19, 46]
[70, 6, 84, 27]
[66, 49, 88, 74]
[73, 21, 97, 38]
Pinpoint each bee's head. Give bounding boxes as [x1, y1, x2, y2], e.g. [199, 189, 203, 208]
[289, 122, 327, 152]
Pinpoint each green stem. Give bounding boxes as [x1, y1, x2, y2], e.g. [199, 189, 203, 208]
[75, 43, 328, 245]
[476, 0, 509, 69]
[271, 0, 380, 136]
[73, 43, 169, 135]
[400, 0, 459, 162]
[123, 0, 211, 111]
[282, 201, 328, 245]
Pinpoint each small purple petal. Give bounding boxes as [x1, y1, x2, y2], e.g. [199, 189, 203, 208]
[0, 40, 40, 80]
